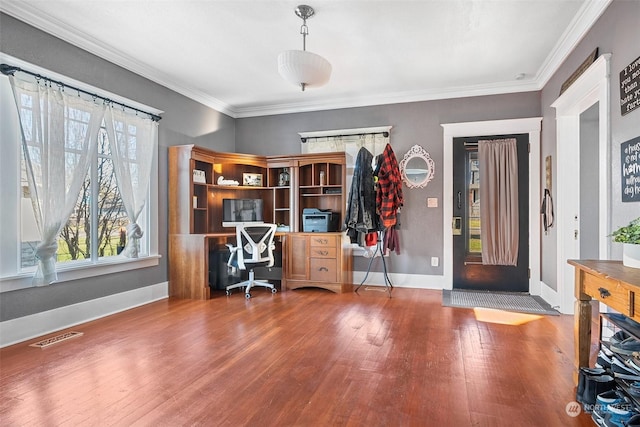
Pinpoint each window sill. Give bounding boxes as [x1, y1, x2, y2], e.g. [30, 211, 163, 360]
[0, 255, 161, 293]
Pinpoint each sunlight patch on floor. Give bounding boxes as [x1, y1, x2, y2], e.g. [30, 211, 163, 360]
[473, 307, 543, 325]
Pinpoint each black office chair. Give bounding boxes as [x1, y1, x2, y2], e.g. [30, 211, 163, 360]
[225, 223, 278, 298]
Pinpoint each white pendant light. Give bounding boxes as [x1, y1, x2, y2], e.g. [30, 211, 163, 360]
[278, 5, 331, 91]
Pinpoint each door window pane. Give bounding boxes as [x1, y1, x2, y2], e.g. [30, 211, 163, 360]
[467, 151, 481, 254]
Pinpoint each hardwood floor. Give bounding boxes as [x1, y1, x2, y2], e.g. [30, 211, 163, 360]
[0, 288, 596, 426]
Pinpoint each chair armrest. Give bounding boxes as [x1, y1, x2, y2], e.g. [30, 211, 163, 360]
[226, 244, 240, 268]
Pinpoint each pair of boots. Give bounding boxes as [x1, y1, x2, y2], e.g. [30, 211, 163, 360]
[577, 367, 616, 411]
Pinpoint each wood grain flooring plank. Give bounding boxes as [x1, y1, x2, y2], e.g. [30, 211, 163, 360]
[0, 288, 596, 426]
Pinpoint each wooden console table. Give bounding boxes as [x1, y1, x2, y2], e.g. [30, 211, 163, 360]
[569, 259, 640, 383]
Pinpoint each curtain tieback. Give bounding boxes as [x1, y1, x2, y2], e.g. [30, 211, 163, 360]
[127, 223, 143, 239]
[35, 240, 58, 260]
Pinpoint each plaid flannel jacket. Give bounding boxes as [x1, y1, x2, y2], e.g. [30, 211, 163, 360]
[376, 144, 403, 228]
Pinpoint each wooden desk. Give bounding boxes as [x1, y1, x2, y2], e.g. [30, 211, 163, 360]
[569, 259, 640, 383]
[169, 232, 289, 299]
[169, 234, 234, 299]
[169, 232, 353, 299]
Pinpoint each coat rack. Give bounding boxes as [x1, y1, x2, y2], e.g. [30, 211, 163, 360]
[355, 230, 393, 298]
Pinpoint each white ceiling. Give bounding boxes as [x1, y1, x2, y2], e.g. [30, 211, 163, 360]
[1, 0, 611, 118]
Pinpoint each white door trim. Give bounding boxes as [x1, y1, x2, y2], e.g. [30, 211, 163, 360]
[551, 53, 611, 314]
[441, 118, 542, 292]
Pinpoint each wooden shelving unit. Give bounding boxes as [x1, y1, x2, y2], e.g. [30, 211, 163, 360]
[168, 145, 351, 299]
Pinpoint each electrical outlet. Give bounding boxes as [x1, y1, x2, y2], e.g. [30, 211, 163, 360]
[431, 257, 439, 267]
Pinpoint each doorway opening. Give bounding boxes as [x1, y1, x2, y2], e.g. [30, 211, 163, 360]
[452, 134, 529, 292]
[551, 53, 610, 314]
[442, 118, 542, 293]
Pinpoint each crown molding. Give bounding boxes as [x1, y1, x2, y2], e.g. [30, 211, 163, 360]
[234, 80, 541, 118]
[237, 0, 610, 118]
[535, 0, 612, 88]
[0, 2, 237, 118]
[1, 0, 611, 119]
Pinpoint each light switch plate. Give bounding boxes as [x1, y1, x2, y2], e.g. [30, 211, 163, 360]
[427, 197, 438, 208]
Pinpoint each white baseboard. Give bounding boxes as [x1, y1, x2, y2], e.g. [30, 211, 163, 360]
[0, 282, 168, 348]
[353, 272, 447, 290]
[539, 280, 568, 314]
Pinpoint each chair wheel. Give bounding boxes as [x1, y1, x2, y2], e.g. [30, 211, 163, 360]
[271, 288, 277, 294]
[225, 290, 231, 296]
[245, 293, 251, 299]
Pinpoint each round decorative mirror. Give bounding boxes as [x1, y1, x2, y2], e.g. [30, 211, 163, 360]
[399, 145, 435, 188]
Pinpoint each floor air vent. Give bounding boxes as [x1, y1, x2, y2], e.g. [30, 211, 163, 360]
[30, 331, 83, 348]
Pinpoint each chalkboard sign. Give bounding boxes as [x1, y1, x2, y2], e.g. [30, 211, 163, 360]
[622, 136, 640, 202]
[620, 55, 640, 116]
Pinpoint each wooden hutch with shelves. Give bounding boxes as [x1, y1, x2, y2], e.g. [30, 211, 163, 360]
[168, 145, 352, 299]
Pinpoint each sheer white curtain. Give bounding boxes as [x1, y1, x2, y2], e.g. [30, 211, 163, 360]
[104, 106, 158, 258]
[302, 133, 387, 159]
[478, 138, 519, 266]
[9, 76, 105, 285]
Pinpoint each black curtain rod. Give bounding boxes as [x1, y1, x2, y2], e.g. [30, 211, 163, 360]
[301, 131, 389, 143]
[0, 63, 162, 122]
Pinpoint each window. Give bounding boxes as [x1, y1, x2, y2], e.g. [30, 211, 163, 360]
[466, 151, 481, 254]
[21, 128, 141, 268]
[300, 126, 392, 196]
[299, 126, 392, 256]
[0, 60, 160, 293]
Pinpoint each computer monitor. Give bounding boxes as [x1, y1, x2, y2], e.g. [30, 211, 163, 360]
[222, 199, 264, 227]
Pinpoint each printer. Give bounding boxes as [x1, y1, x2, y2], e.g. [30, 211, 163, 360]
[302, 208, 340, 232]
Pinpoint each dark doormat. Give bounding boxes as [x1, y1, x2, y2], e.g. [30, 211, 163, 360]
[442, 290, 559, 315]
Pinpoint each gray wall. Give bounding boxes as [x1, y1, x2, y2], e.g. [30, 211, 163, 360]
[0, 13, 236, 321]
[540, 0, 640, 289]
[236, 94, 541, 275]
[2, 0, 636, 322]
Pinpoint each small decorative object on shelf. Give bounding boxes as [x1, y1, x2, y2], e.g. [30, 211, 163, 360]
[319, 171, 325, 186]
[243, 173, 263, 187]
[217, 176, 239, 186]
[193, 196, 198, 208]
[278, 168, 290, 186]
[193, 169, 206, 184]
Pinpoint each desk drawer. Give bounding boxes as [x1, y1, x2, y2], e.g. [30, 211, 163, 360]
[309, 247, 337, 258]
[584, 273, 631, 316]
[309, 258, 337, 282]
[309, 235, 337, 248]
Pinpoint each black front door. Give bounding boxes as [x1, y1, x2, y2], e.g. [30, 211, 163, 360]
[452, 134, 529, 292]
